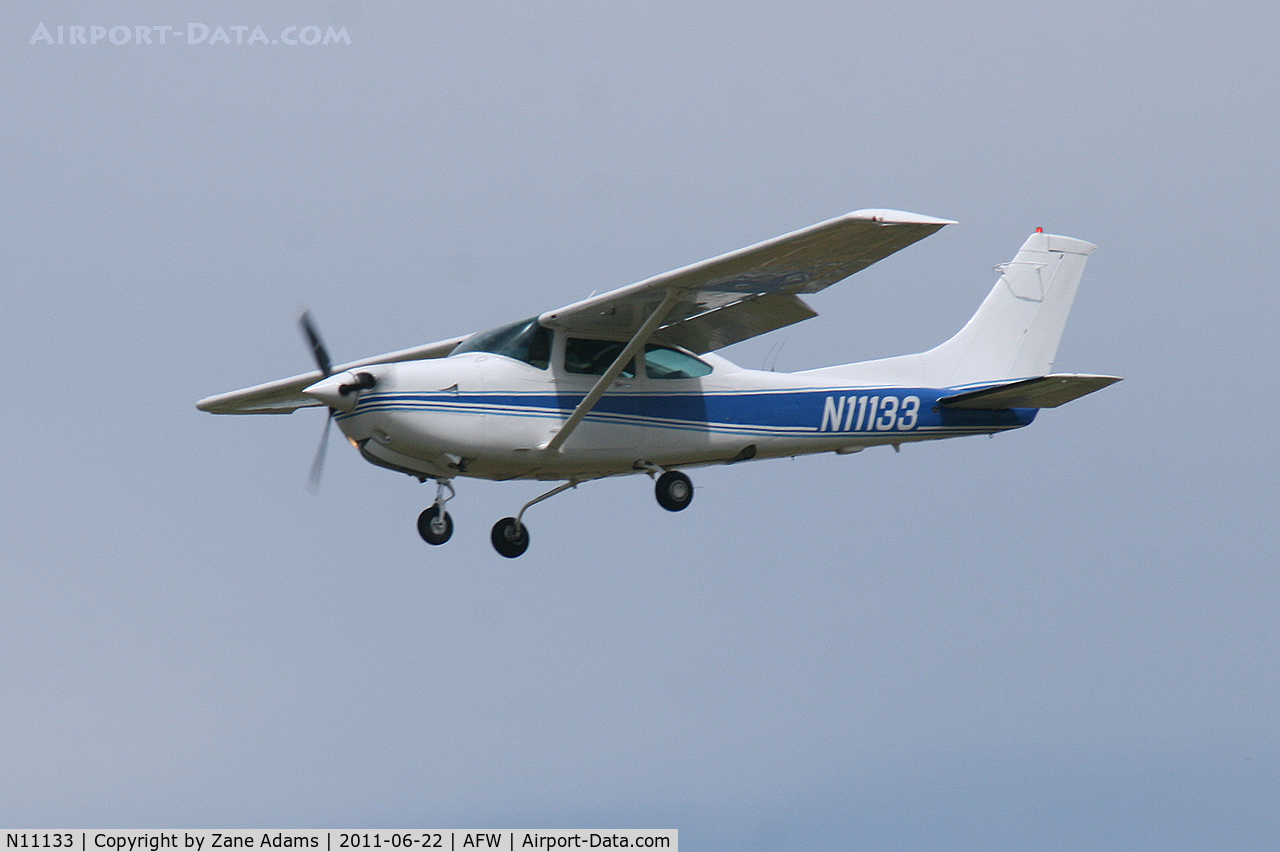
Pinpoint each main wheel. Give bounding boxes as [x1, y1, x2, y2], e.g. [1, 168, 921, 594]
[655, 470, 693, 512]
[417, 505, 454, 545]
[491, 516, 530, 558]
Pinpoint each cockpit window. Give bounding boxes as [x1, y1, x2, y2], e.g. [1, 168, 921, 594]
[644, 344, 712, 379]
[564, 337, 636, 378]
[451, 317, 552, 369]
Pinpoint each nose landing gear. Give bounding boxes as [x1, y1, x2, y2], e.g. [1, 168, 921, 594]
[416, 480, 455, 545]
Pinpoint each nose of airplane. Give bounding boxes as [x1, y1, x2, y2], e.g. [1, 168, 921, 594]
[302, 370, 376, 411]
[302, 373, 354, 411]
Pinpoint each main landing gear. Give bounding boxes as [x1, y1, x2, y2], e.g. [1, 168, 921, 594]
[490, 516, 530, 559]
[489, 479, 578, 559]
[415, 467, 695, 558]
[654, 470, 693, 512]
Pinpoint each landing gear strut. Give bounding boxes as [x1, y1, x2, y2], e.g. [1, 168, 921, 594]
[417, 480, 455, 545]
[490, 479, 580, 558]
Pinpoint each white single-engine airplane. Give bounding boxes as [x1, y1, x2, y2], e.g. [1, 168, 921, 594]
[199, 209, 1118, 557]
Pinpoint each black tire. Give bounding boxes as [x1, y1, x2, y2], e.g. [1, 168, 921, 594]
[417, 505, 454, 545]
[491, 516, 530, 558]
[655, 470, 693, 512]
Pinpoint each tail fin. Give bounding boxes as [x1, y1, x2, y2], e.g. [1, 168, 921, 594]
[808, 231, 1099, 388]
[921, 231, 1097, 386]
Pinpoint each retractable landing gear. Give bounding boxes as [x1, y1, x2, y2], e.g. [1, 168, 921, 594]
[417, 471, 691, 557]
[490, 517, 529, 558]
[655, 470, 693, 512]
[417, 480, 455, 545]
[490, 479, 579, 559]
[635, 461, 694, 512]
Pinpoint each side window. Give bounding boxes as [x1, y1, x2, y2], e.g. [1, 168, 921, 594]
[564, 337, 635, 378]
[644, 345, 712, 379]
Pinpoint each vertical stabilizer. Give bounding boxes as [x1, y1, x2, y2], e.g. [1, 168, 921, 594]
[923, 232, 1096, 385]
[797, 230, 1100, 388]
[843, 231, 1097, 388]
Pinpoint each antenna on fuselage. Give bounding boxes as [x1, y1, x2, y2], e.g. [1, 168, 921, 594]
[763, 338, 788, 372]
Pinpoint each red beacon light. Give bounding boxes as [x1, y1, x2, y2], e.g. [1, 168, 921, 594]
[1036, 227, 1043, 233]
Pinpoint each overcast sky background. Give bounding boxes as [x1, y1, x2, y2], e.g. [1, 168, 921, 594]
[2, 2, 1277, 848]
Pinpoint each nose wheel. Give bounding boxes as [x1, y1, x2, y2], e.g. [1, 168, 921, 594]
[417, 480, 455, 545]
[417, 505, 453, 545]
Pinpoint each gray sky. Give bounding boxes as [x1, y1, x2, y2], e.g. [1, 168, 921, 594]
[3, 2, 1276, 848]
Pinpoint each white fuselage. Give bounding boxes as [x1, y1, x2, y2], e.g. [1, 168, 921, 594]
[327, 345, 1030, 483]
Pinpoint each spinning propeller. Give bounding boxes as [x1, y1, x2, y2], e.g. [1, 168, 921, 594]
[299, 309, 333, 379]
[298, 310, 376, 491]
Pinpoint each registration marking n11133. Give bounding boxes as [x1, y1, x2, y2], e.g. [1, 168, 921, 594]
[820, 394, 920, 432]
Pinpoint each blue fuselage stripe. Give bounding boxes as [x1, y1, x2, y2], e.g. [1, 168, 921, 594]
[339, 387, 1035, 437]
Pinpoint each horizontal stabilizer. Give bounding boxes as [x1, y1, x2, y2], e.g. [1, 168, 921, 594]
[939, 374, 1121, 409]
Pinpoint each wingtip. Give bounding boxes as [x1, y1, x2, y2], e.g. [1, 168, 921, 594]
[848, 209, 957, 226]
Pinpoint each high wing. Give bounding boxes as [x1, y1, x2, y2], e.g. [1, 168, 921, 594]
[534, 208, 953, 452]
[197, 335, 466, 414]
[538, 208, 955, 353]
[199, 209, 950, 420]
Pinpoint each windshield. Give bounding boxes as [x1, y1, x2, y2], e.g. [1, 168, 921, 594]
[451, 317, 552, 369]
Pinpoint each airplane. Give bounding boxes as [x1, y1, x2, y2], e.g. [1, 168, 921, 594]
[197, 209, 1119, 557]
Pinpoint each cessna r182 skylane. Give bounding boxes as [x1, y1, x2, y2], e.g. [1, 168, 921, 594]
[198, 209, 1119, 557]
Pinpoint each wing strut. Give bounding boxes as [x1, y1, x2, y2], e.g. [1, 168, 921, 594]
[540, 289, 681, 453]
